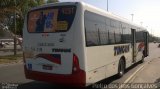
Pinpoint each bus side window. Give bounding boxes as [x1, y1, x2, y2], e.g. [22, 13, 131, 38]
[85, 11, 99, 46]
[85, 20, 99, 46]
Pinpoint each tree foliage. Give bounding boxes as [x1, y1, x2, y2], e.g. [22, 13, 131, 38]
[0, 30, 4, 37]
[47, 0, 59, 3]
[0, 0, 59, 36]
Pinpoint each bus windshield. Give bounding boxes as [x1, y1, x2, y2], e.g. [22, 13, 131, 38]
[27, 5, 76, 33]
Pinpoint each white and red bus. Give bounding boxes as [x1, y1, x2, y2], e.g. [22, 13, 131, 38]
[23, 2, 149, 87]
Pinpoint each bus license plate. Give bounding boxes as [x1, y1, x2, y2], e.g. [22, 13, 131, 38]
[42, 65, 52, 70]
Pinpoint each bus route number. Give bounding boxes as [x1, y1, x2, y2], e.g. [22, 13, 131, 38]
[62, 7, 74, 15]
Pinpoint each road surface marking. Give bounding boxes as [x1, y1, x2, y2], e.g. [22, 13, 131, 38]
[118, 64, 145, 89]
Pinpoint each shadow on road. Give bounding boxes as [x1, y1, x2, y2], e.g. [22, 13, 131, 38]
[18, 81, 66, 89]
[88, 61, 143, 89]
[17, 62, 142, 89]
[125, 61, 143, 73]
[18, 81, 88, 89]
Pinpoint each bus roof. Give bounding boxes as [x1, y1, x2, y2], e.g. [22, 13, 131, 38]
[82, 2, 147, 31]
[28, 1, 147, 31]
[29, 2, 78, 11]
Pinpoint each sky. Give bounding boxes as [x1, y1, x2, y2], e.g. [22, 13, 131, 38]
[59, 0, 160, 37]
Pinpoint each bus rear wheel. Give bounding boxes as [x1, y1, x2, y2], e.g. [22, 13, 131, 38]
[117, 59, 125, 78]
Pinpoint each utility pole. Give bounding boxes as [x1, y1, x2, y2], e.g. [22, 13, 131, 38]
[107, 0, 108, 11]
[14, 0, 17, 55]
[131, 14, 134, 22]
[140, 22, 143, 26]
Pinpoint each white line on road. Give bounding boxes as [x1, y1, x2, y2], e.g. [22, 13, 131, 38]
[118, 64, 145, 89]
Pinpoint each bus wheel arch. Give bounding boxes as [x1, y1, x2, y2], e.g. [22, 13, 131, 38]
[117, 56, 126, 78]
[121, 56, 126, 69]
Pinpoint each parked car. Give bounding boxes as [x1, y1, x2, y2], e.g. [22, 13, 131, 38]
[0, 43, 3, 48]
[0, 42, 5, 48]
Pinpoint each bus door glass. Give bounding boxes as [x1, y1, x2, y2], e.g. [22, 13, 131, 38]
[131, 29, 136, 63]
[143, 32, 149, 57]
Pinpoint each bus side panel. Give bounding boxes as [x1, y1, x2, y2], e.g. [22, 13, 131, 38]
[85, 46, 118, 84]
[83, 7, 133, 84]
[85, 44, 132, 84]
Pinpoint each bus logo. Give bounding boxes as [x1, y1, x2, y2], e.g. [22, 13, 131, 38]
[114, 45, 130, 56]
[138, 42, 144, 52]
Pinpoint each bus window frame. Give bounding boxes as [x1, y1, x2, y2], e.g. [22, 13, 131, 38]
[27, 5, 77, 33]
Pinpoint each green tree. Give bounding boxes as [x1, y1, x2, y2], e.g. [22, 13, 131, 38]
[0, 0, 59, 35]
[0, 0, 47, 55]
[0, 0, 16, 22]
[0, 0, 59, 54]
[0, 30, 4, 37]
[34, 0, 46, 6]
[47, 0, 59, 3]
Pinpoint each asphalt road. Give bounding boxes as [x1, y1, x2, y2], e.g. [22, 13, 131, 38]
[0, 43, 160, 89]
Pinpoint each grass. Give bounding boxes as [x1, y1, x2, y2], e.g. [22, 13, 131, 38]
[0, 54, 23, 64]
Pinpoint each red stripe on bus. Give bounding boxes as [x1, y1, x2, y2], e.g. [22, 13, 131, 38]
[37, 54, 61, 64]
[24, 66, 86, 87]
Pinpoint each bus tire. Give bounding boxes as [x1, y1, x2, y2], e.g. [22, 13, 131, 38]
[117, 59, 125, 78]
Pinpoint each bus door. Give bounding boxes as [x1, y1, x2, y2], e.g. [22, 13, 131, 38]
[131, 29, 136, 63]
[143, 32, 149, 57]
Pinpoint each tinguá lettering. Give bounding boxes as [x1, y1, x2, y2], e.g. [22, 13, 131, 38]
[52, 48, 71, 53]
[114, 45, 130, 56]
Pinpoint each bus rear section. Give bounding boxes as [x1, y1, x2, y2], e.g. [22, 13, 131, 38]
[23, 3, 86, 86]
